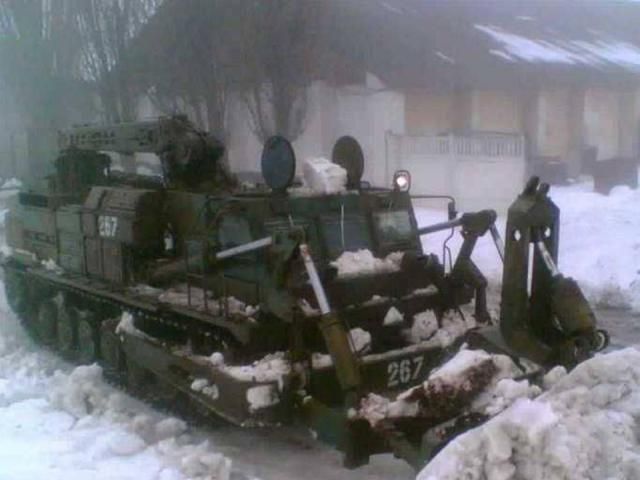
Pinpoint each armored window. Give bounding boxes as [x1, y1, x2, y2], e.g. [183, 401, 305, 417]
[217, 215, 252, 250]
[373, 210, 414, 250]
[320, 215, 372, 260]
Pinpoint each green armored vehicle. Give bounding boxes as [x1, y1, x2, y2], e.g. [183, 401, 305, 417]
[1, 116, 607, 469]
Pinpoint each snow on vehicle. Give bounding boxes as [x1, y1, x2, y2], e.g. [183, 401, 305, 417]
[1, 116, 608, 470]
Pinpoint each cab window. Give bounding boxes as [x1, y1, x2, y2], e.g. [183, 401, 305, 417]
[373, 210, 413, 248]
[321, 215, 372, 259]
[217, 215, 252, 249]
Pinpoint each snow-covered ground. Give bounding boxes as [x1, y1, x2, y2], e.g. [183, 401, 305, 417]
[0, 285, 415, 480]
[417, 177, 640, 311]
[418, 347, 640, 480]
[2, 174, 640, 480]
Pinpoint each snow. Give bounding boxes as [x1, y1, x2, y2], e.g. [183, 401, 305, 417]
[406, 310, 476, 347]
[301, 157, 347, 194]
[0, 306, 234, 480]
[215, 352, 291, 386]
[383, 306, 404, 326]
[349, 327, 372, 354]
[475, 24, 640, 69]
[154, 285, 258, 318]
[435, 51, 455, 64]
[356, 348, 538, 428]
[416, 177, 640, 311]
[116, 311, 150, 340]
[42, 258, 63, 273]
[330, 249, 403, 277]
[190, 378, 219, 400]
[246, 385, 279, 412]
[418, 347, 640, 480]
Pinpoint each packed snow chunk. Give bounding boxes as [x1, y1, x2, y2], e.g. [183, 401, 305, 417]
[208, 351, 225, 367]
[383, 306, 404, 326]
[221, 352, 291, 385]
[419, 347, 640, 480]
[48, 364, 125, 419]
[192, 379, 220, 400]
[311, 352, 333, 368]
[349, 327, 371, 354]
[1, 177, 22, 189]
[302, 157, 347, 194]
[406, 310, 475, 347]
[247, 385, 280, 412]
[407, 310, 439, 343]
[116, 311, 149, 340]
[180, 442, 232, 480]
[357, 348, 536, 428]
[330, 249, 403, 277]
[41, 258, 62, 274]
[154, 418, 187, 442]
[105, 430, 147, 457]
[190, 378, 209, 393]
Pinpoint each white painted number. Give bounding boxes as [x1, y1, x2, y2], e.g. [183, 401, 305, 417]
[387, 356, 425, 388]
[98, 215, 118, 238]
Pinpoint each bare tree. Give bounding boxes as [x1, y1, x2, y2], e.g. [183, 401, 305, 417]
[71, 0, 159, 123]
[128, 0, 235, 143]
[0, 0, 86, 128]
[235, 0, 327, 143]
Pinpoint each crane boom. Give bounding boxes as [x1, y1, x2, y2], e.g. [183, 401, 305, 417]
[57, 115, 235, 190]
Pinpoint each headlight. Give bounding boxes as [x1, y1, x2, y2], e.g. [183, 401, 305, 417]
[393, 170, 411, 192]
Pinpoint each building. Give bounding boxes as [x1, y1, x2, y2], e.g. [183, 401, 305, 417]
[132, 0, 640, 210]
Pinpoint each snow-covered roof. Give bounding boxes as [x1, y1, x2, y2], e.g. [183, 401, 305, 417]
[329, 0, 640, 89]
[130, 0, 640, 92]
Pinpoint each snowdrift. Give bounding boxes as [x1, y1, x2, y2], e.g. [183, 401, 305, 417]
[418, 347, 640, 480]
[417, 177, 640, 311]
[0, 287, 233, 480]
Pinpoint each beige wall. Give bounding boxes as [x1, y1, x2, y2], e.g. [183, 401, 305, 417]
[404, 89, 524, 135]
[404, 91, 454, 135]
[469, 90, 523, 133]
[584, 88, 621, 160]
[534, 89, 571, 158]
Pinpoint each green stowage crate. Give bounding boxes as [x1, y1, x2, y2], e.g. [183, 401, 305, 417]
[58, 232, 85, 273]
[20, 205, 56, 236]
[55, 205, 83, 234]
[59, 252, 84, 273]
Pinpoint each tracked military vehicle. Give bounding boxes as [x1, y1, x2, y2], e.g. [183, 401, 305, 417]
[1, 116, 607, 469]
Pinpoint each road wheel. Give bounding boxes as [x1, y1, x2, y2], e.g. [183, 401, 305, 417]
[100, 319, 126, 383]
[126, 360, 158, 400]
[4, 269, 29, 316]
[77, 314, 99, 364]
[35, 300, 58, 346]
[57, 300, 78, 357]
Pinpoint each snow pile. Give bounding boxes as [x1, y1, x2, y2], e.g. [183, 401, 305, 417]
[115, 311, 150, 340]
[41, 258, 63, 274]
[330, 249, 403, 277]
[215, 352, 291, 386]
[190, 378, 219, 400]
[383, 306, 404, 326]
[1, 178, 22, 189]
[246, 385, 280, 412]
[349, 327, 372, 354]
[418, 347, 640, 480]
[476, 24, 640, 69]
[0, 282, 236, 479]
[357, 348, 538, 428]
[416, 177, 640, 311]
[301, 157, 347, 194]
[406, 310, 476, 347]
[157, 285, 258, 318]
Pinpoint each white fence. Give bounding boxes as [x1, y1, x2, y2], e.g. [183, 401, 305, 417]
[386, 132, 526, 212]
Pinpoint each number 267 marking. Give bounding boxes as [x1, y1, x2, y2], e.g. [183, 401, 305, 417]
[387, 356, 424, 388]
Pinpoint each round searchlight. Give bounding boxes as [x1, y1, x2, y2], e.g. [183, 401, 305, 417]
[393, 170, 411, 192]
